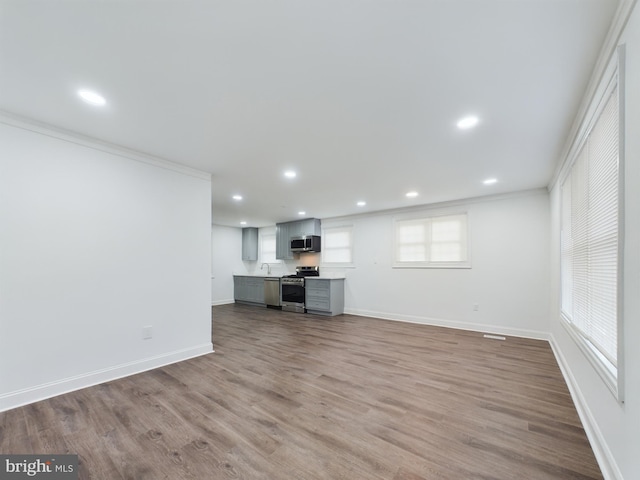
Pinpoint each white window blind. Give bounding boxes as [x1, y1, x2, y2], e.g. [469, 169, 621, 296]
[560, 84, 620, 379]
[322, 226, 353, 264]
[260, 234, 278, 263]
[394, 213, 468, 267]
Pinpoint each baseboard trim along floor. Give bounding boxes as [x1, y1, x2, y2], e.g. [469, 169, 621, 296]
[0, 343, 214, 413]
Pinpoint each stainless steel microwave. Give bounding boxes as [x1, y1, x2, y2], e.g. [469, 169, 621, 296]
[290, 235, 321, 253]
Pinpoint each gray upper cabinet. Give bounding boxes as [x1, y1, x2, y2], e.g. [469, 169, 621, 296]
[299, 218, 321, 236]
[275, 218, 321, 259]
[275, 222, 293, 260]
[242, 227, 258, 261]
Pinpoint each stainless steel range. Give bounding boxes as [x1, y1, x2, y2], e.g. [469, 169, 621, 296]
[281, 266, 319, 313]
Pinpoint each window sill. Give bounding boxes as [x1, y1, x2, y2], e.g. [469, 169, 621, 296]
[560, 313, 623, 402]
[392, 262, 471, 269]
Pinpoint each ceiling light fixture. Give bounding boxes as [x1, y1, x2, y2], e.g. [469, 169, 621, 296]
[240, 221, 247, 225]
[284, 170, 297, 179]
[406, 191, 419, 198]
[78, 89, 107, 106]
[357, 201, 366, 207]
[298, 211, 306, 216]
[483, 178, 498, 185]
[457, 115, 479, 130]
[232, 195, 243, 201]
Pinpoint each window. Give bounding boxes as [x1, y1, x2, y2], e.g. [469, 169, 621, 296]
[394, 213, 469, 268]
[260, 233, 278, 263]
[322, 225, 353, 265]
[560, 54, 622, 399]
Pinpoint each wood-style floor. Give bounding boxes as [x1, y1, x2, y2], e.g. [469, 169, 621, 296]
[0, 304, 602, 479]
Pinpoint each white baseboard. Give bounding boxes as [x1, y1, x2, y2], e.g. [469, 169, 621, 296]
[0, 343, 214, 413]
[344, 308, 549, 341]
[548, 335, 623, 480]
[212, 299, 235, 306]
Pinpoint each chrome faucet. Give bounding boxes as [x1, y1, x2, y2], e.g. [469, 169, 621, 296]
[260, 263, 272, 275]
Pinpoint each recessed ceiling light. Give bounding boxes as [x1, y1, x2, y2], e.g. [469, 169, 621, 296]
[298, 211, 306, 216]
[240, 221, 247, 225]
[232, 195, 243, 201]
[284, 170, 297, 179]
[78, 89, 107, 106]
[357, 201, 366, 207]
[457, 115, 479, 130]
[483, 178, 498, 185]
[406, 191, 419, 198]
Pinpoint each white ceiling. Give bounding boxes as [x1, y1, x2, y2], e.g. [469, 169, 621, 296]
[0, 0, 619, 227]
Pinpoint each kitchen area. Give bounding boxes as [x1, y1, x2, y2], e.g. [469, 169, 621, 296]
[232, 217, 346, 317]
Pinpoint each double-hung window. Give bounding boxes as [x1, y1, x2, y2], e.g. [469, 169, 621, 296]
[394, 213, 469, 268]
[260, 233, 278, 264]
[322, 225, 354, 266]
[560, 49, 623, 400]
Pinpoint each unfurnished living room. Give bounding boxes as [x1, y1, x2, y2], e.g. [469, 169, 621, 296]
[1, 1, 639, 479]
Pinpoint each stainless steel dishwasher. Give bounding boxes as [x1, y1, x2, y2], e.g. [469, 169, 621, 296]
[263, 277, 281, 308]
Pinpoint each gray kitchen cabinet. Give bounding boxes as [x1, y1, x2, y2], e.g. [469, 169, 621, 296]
[275, 218, 321, 260]
[247, 277, 265, 303]
[233, 276, 247, 302]
[242, 227, 258, 261]
[298, 218, 321, 236]
[287, 221, 302, 240]
[304, 278, 345, 316]
[234, 275, 265, 306]
[275, 222, 293, 260]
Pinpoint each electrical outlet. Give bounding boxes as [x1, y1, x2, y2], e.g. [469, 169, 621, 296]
[142, 325, 153, 340]
[473, 304, 479, 311]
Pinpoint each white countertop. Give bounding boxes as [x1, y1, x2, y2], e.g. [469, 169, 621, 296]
[233, 273, 281, 278]
[233, 272, 346, 280]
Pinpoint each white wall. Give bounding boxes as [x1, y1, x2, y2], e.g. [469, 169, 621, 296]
[211, 224, 244, 305]
[0, 119, 213, 412]
[323, 189, 550, 338]
[211, 190, 550, 338]
[548, 4, 640, 479]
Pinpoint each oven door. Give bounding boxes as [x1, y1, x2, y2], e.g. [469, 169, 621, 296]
[281, 282, 304, 304]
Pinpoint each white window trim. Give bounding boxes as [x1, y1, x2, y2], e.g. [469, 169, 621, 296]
[392, 211, 471, 269]
[560, 314, 619, 395]
[558, 45, 625, 402]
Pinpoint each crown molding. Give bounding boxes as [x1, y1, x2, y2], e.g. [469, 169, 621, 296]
[0, 110, 212, 182]
[549, 0, 637, 189]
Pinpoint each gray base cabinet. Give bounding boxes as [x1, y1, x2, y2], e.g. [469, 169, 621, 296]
[234, 276, 265, 306]
[305, 278, 345, 316]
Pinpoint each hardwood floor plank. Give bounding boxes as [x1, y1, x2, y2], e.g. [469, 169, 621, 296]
[0, 304, 602, 479]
